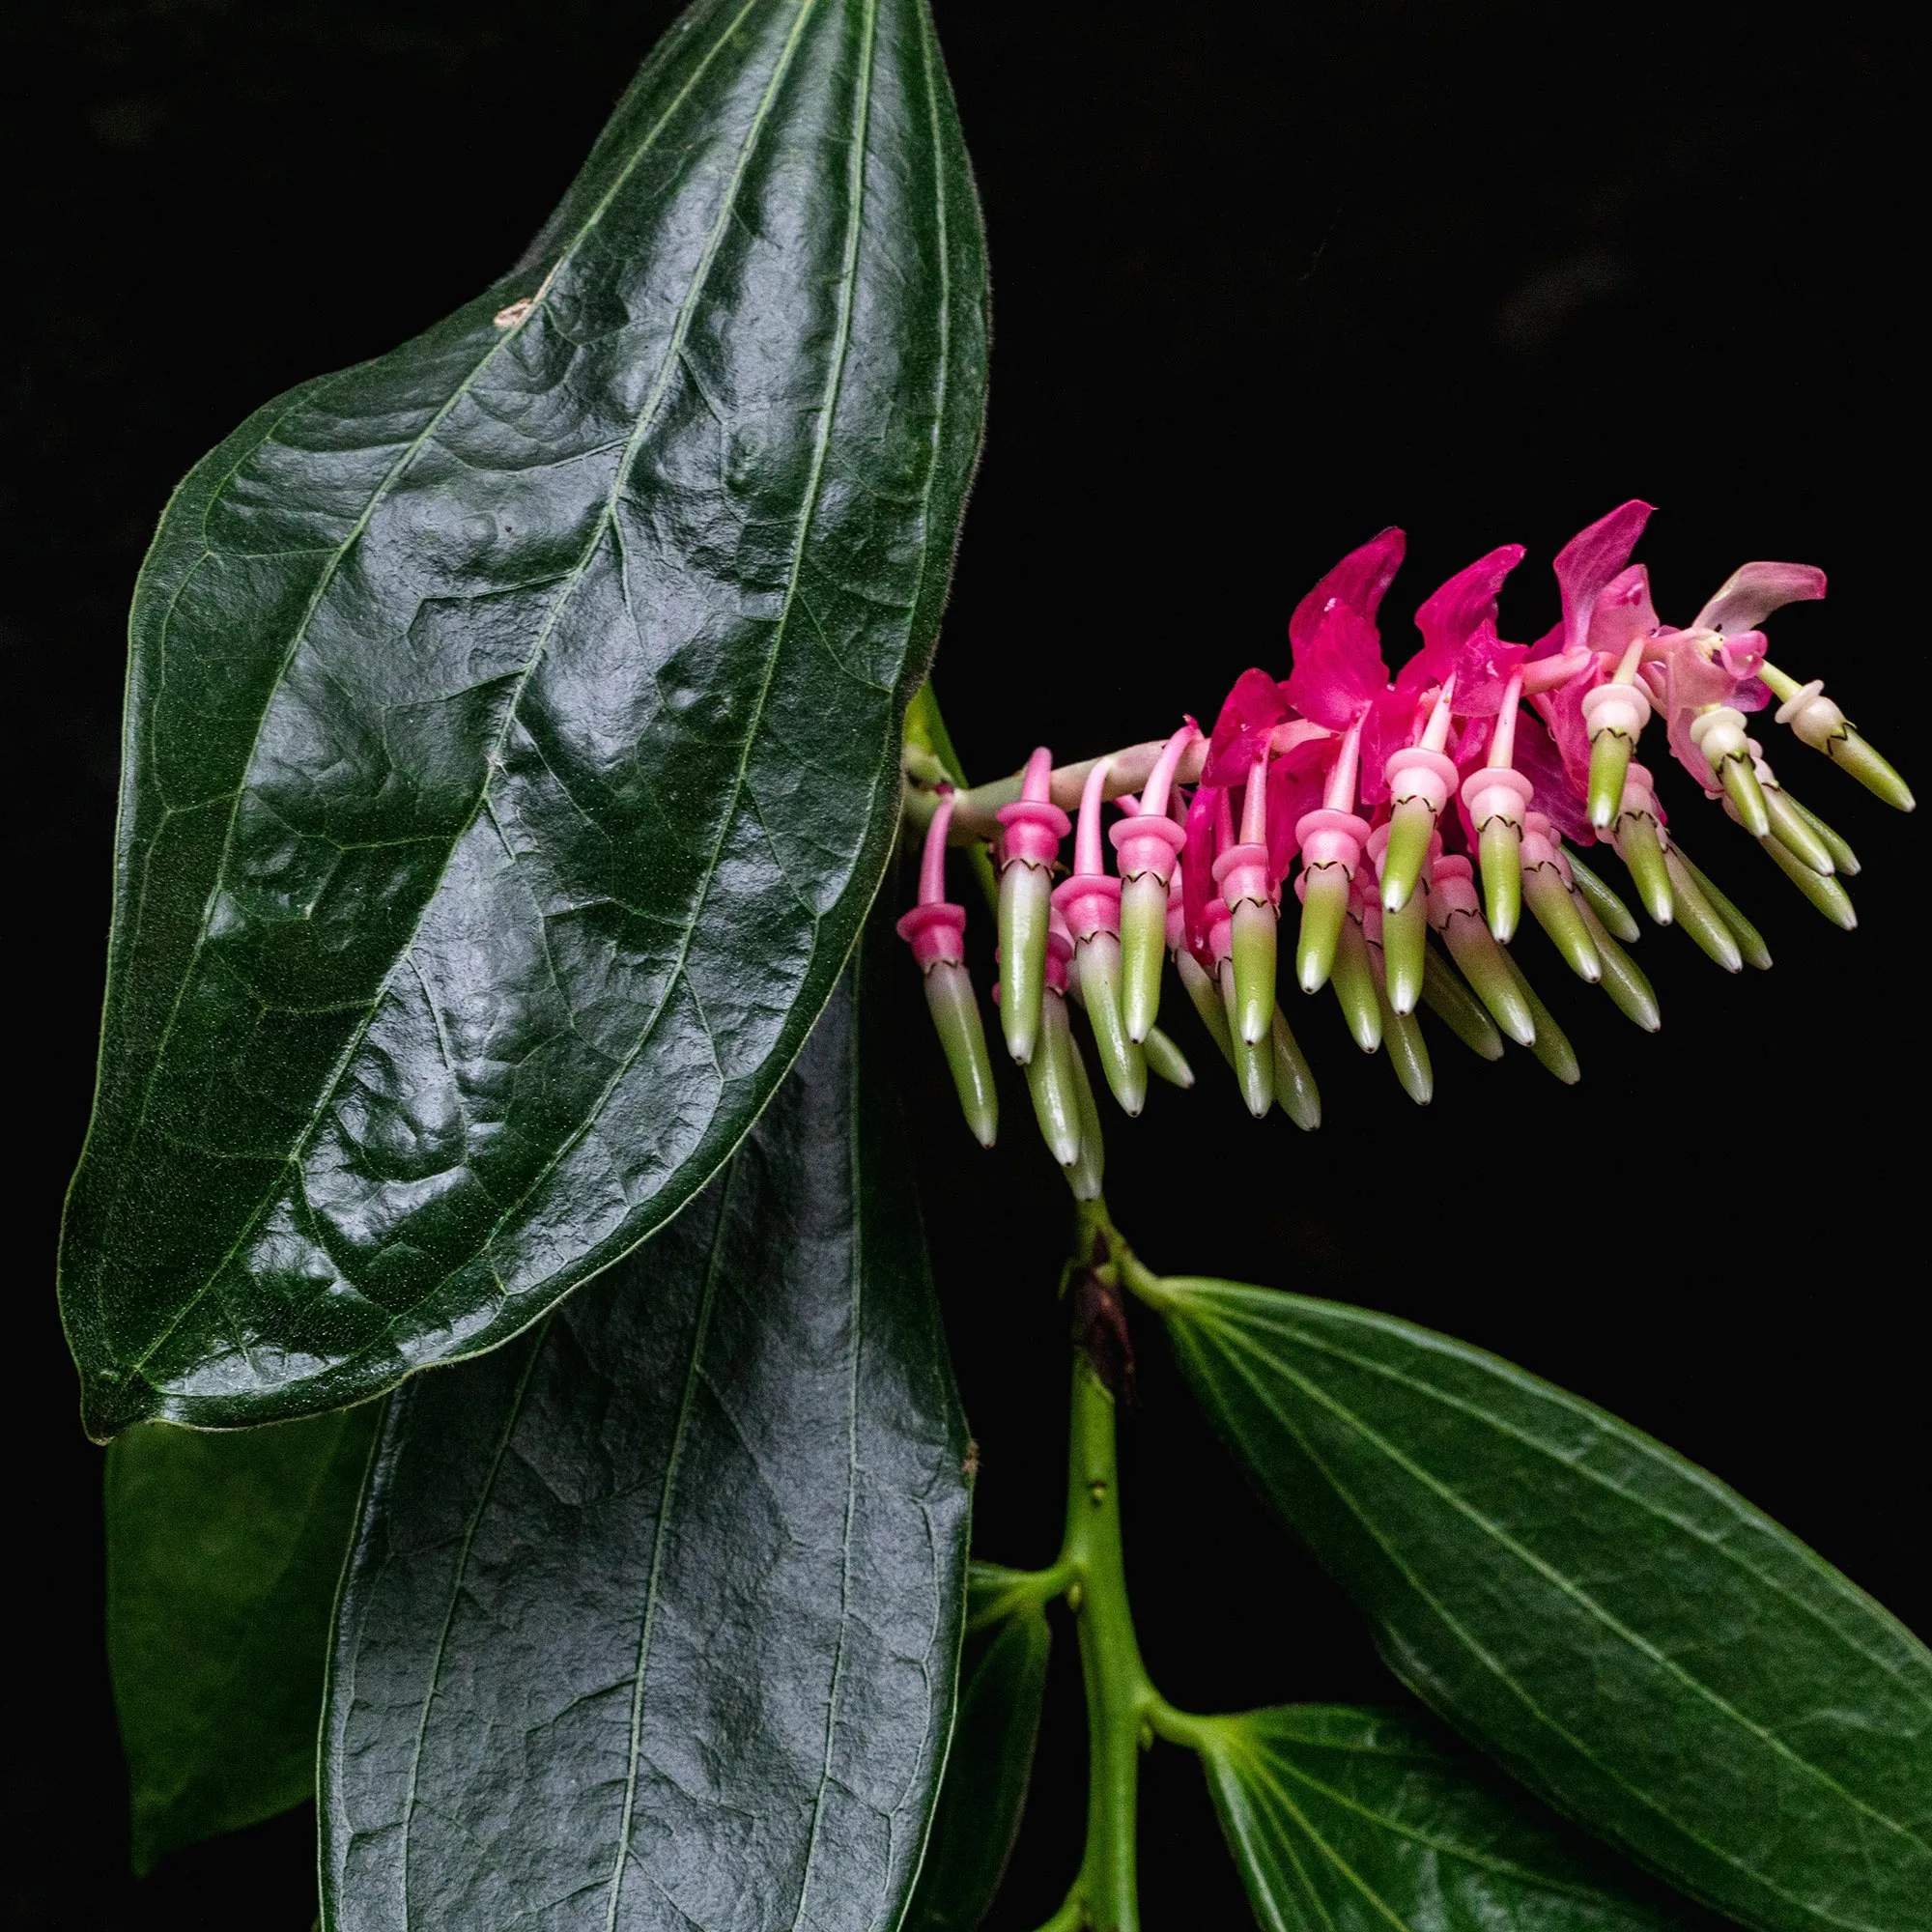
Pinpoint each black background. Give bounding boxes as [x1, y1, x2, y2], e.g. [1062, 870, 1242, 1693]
[8, 2, 1925, 1926]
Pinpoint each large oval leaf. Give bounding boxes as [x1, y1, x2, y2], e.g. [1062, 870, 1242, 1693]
[106, 1405, 379, 1872]
[1198, 1704, 1727, 1931]
[905, 1564, 1054, 1931]
[59, 0, 989, 1437]
[1160, 1280, 1932, 1932]
[319, 964, 971, 1929]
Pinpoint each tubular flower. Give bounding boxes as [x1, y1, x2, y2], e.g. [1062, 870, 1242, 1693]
[898, 509, 1911, 1177]
[895, 788, 998, 1148]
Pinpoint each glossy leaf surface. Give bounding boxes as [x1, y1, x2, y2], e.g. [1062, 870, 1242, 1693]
[1199, 1704, 1725, 1931]
[1162, 1280, 1932, 1932]
[320, 967, 971, 1929]
[60, 0, 988, 1436]
[904, 1564, 1053, 1931]
[105, 1405, 379, 1872]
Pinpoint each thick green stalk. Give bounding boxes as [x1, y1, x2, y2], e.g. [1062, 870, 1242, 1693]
[1063, 1351, 1150, 1931]
[1001, 1210, 1235, 1930]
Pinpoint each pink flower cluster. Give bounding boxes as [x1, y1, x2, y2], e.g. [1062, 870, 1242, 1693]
[900, 505, 1911, 1178]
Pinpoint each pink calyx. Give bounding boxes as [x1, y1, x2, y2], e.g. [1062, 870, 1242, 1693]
[1165, 869, 1188, 952]
[1111, 813, 1187, 883]
[1618, 763, 1663, 824]
[1052, 758, 1123, 943]
[1293, 808, 1371, 876]
[1385, 745, 1459, 813]
[1426, 853, 1481, 928]
[1203, 899, 1235, 968]
[1520, 811, 1564, 872]
[996, 746, 1071, 870]
[1580, 679, 1652, 744]
[1460, 764, 1533, 832]
[1044, 922, 1073, 996]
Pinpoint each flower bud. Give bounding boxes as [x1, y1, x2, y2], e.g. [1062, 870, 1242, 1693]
[1498, 952, 1579, 1085]
[1369, 952, 1432, 1107]
[1609, 764, 1674, 926]
[1366, 819, 1430, 1014]
[1330, 909, 1382, 1055]
[1017, 935, 1082, 1168]
[1659, 848, 1744, 973]
[1108, 724, 1196, 1042]
[1580, 679, 1653, 829]
[1427, 856, 1536, 1045]
[1773, 675, 1915, 810]
[1061, 1026, 1106, 1203]
[1269, 1009, 1321, 1131]
[1563, 849, 1641, 943]
[1572, 895, 1661, 1033]
[1174, 945, 1234, 1062]
[1689, 706, 1771, 838]
[922, 958, 999, 1148]
[994, 748, 1070, 1065]
[1054, 761, 1146, 1116]
[1379, 749, 1457, 909]
[1461, 766, 1534, 944]
[1419, 944, 1506, 1062]
[1754, 828, 1860, 929]
[1141, 1025, 1196, 1090]
[1208, 906, 1273, 1120]
[1780, 791, 1860, 875]
[897, 792, 996, 1147]
[1520, 818, 1602, 984]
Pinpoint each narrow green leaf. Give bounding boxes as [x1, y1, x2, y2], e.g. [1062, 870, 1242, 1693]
[905, 1564, 1054, 1931]
[1198, 1704, 1728, 1931]
[106, 1406, 379, 1873]
[60, 0, 989, 1437]
[1161, 1280, 1932, 1932]
[320, 963, 970, 1929]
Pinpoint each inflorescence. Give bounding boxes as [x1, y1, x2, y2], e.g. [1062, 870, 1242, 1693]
[898, 502, 1912, 1185]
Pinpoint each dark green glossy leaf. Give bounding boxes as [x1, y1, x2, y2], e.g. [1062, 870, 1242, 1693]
[60, 0, 988, 1437]
[106, 1405, 379, 1872]
[1161, 1280, 1932, 1932]
[1198, 1704, 1725, 1932]
[319, 965, 971, 1929]
[905, 1563, 1054, 1931]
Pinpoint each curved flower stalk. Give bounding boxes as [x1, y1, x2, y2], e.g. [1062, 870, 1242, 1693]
[899, 508, 1911, 1166]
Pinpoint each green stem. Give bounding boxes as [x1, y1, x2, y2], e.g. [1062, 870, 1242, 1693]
[1062, 1350, 1151, 1932]
[1038, 1198, 1204, 1930]
[1076, 1196, 1171, 1310]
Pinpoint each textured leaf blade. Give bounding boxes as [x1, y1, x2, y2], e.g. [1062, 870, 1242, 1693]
[1162, 1281, 1932, 1932]
[105, 1405, 379, 1872]
[905, 1564, 1053, 1931]
[319, 964, 971, 1930]
[1199, 1704, 1726, 1932]
[60, 0, 988, 1436]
